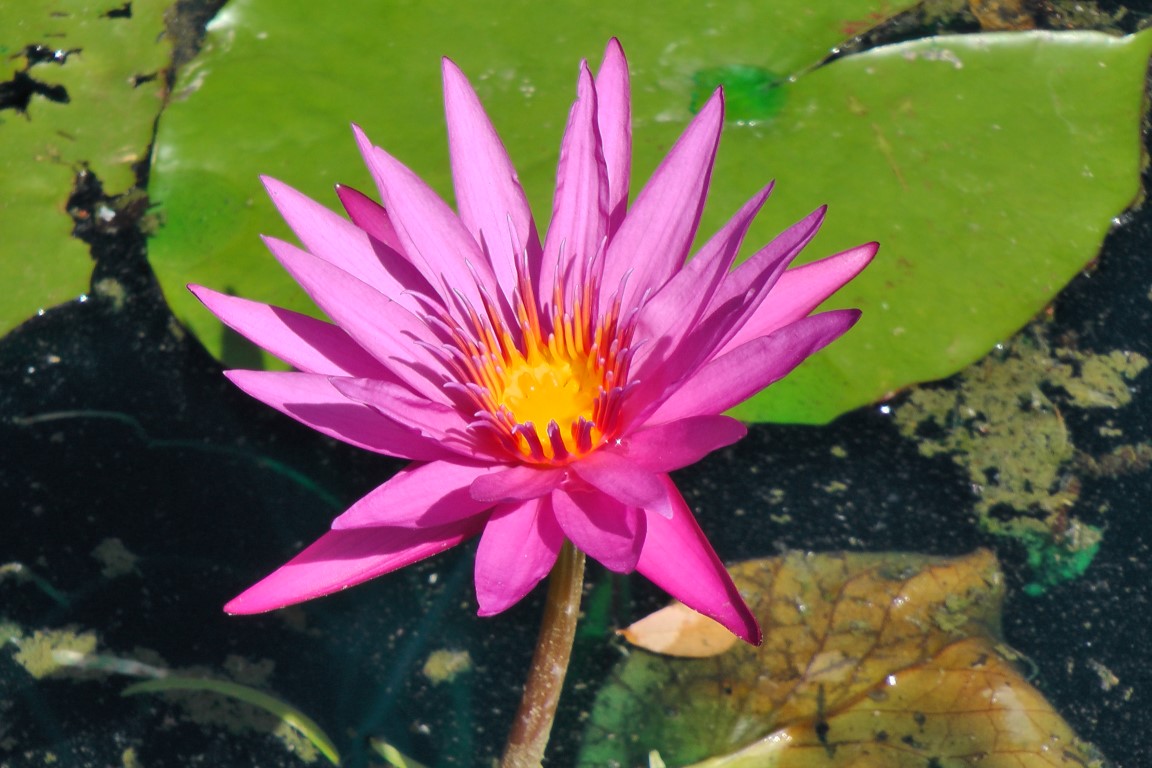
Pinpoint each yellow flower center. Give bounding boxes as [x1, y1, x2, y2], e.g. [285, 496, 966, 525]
[440, 259, 633, 465]
[497, 354, 596, 442]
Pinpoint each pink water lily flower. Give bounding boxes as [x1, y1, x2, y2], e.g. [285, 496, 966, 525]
[191, 39, 874, 645]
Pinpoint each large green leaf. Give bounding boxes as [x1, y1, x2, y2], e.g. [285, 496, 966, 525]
[728, 29, 1152, 422]
[147, 1, 1152, 423]
[144, 0, 914, 405]
[0, 0, 172, 333]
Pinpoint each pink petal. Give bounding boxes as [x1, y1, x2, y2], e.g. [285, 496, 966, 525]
[328, 376, 478, 454]
[594, 38, 631, 234]
[190, 285, 389, 378]
[335, 183, 404, 253]
[225, 370, 451, 462]
[224, 519, 483, 614]
[469, 464, 564, 504]
[262, 236, 448, 403]
[624, 294, 758, 428]
[635, 478, 760, 644]
[442, 57, 541, 297]
[625, 209, 833, 424]
[647, 309, 862, 424]
[601, 90, 723, 308]
[332, 459, 499, 529]
[263, 177, 423, 305]
[541, 62, 609, 299]
[612, 415, 747, 472]
[552, 486, 646, 573]
[571, 450, 670, 517]
[334, 184, 441, 301]
[706, 205, 827, 312]
[352, 125, 505, 324]
[474, 497, 563, 615]
[633, 184, 773, 369]
[718, 242, 878, 355]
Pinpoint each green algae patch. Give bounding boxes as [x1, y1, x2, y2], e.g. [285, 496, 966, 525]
[691, 66, 787, 123]
[10, 627, 98, 679]
[893, 326, 1147, 593]
[91, 537, 139, 579]
[422, 649, 473, 686]
[2, 616, 336, 765]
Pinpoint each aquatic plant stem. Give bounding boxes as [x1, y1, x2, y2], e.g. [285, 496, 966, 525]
[501, 541, 586, 768]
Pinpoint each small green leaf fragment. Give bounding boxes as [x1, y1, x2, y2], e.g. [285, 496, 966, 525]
[123, 677, 341, 766]
[370, 739, 430, 768]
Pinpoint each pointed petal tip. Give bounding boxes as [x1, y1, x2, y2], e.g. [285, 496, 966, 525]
[688, 85, 724, 123]
[849, 241, 881, 272]
[441, 55, 464, 78]
[573, 59, 596, 98]
[738, 615, 763, 646]
[806, 204, 829, 227]
[704, 86, 725, 116]
[333, 183, 374, 213]
[222, 597, 258, 615]
[476, 603, 513, 621]
[223, 585, 287, 615]
[351, 123, 373, 153]
[441, 57, 468, 92]
[686, 582, 761, 646]
[259, 175, 288, 197]
[223, 579, 318, 616]
[187, 283, 235, 316]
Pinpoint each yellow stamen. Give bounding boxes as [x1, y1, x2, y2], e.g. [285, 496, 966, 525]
[442, 255, 633, 464]
[496, 344, 597, 456]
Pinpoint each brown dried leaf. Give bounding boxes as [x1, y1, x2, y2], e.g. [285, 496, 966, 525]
[586, 550, 1107, 767]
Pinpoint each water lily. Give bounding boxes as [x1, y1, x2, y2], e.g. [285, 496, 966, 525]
[190, 39, 874, 645]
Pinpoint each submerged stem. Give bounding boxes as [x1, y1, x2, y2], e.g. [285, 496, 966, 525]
[500, 541, 586, 768]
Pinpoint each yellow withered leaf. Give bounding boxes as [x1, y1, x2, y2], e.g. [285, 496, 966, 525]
[585, 550, 1107, 768]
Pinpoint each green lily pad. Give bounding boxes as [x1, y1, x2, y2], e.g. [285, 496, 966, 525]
[144, 0, 916, 396]
[0, 0, 172, 334]
[147, 2, 1152, 424]
[729, 29, 1152, 422]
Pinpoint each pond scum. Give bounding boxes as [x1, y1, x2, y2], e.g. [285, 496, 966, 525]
[892, 323, 1148, 594]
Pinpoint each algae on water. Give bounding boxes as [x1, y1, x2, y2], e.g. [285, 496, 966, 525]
[893, 327, 1147, 593]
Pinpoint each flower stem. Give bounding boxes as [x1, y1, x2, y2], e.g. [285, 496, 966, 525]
[500, 541, 586, 768]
